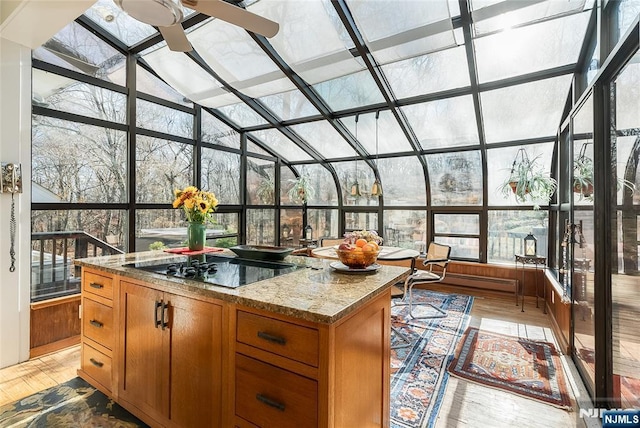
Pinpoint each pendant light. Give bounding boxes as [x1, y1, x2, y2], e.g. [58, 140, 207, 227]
[370, 111, 383, 197]
[350, 114, 361, 198]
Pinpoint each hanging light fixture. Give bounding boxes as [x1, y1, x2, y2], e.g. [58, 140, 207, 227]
[350, 114, 361, 198]
[370, 111, 383, 197]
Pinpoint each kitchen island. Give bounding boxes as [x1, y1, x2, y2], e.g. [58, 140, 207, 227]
[75, 250, 410, 428]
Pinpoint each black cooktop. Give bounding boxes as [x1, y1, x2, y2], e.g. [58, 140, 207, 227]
[124, 254, 304, 289]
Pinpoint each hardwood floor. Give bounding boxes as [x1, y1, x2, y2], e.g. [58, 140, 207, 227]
[0, 285, 592, 427]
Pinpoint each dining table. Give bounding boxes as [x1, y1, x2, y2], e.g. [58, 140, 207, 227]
[311, 245, 421, 268]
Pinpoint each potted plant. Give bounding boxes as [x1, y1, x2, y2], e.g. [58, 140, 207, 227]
[256, 175, 275, 204]
[573, 152, 635, 201]
[499, 148, 557, 210]
[287, 175, 315, 204]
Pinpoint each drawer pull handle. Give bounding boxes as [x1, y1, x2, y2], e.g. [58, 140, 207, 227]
[89, 358, 104, 368]
[257, 331, 286, 345]
[89, 282, 104, 289]
[89, 320, 104, 328]
[155, 300, 162, 328]
[256, 394, 285, 412]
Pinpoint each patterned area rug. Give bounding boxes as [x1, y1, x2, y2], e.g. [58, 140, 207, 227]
[390, 289, 474, 428]
[0, 377, 147, 427]
[447, 327, 572, 409]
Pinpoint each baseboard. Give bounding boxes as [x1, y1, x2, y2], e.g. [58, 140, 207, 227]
[441, 272, 518, 293]
[30, 335, 80, 359]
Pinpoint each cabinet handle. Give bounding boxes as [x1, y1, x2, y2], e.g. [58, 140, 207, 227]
[256, 394, 285, 412]
[155, 300, 162, 328]
[160, 300, 169, 330]
[257, 331, 287, 345]
[89, 282, 104, 289]
[89, 319, 103, 328]
[89, 358, 104, 368]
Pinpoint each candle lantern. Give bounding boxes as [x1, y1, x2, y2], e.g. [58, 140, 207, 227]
[524, 232, 537, 256]
[304, 224, 313, 242]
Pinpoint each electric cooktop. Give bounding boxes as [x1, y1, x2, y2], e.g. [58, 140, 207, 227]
[124, 254, 304, 289]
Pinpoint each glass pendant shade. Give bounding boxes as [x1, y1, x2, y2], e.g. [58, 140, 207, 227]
[350, 181, 361, 197]
[371, 179, 382, 196]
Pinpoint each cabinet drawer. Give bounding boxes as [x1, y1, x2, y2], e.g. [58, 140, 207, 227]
[82, 343, 112, 393]
[82, 298, 114, 350]
[235, 354, 317, 428]
[236, 311, 319, 367]
[83, 271, 114, 301]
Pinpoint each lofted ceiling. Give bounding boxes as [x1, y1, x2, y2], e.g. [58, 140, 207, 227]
[18, 0, 595, 169]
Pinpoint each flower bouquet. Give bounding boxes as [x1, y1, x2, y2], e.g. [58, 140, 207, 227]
[172, 186, 219, 250]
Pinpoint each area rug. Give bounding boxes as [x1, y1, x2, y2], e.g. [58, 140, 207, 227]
[390, 289, 474, 428]
[0, 377, 147, 427]
[447, 327, 572, 410]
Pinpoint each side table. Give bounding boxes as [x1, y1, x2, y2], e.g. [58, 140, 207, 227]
[514, 254, 546, 313]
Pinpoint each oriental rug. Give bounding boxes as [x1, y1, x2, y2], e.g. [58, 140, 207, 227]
[447, 327, 572, 410]
[0, 377, 147, 427]
[390, 289, 474, 428]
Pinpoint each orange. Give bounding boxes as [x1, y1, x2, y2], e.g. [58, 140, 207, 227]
[362, 243, 375, 252]
[355, 238, 368, 248]
[367, 241, 379, 251]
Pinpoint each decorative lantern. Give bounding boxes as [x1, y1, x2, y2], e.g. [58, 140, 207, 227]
[524, 232, 537, 256]
[304, 224, 313, 242]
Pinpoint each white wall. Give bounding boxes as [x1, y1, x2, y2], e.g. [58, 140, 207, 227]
[0, 36, 32, 368]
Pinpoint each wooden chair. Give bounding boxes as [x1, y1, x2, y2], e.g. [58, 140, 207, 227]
[400, 242, 452, 320]
[319, 237, 344, 247]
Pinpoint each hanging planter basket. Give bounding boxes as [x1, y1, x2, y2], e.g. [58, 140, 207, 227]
[499, 147, 556, 209]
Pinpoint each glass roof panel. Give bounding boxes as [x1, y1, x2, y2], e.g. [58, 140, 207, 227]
[188, 18, 294, 98]
[249, 0, 363, 84]
[247, 140, 273, 156]
[137, 99, 193, 138]
[143, 47, 226, 105]
[348, 0, 455, 64]
[136, 65, 192, 107]
[401, 95, 479, 149]
[482, 75, 573, 143]
[202, 110, 240, 149]
[475, 11, 590, 83]
[217, 102, 269, 128]
[249, 129, 314, 162]
[376, 156, 426, 205]
[33, 21, 126, 85]
[471, 0, 587, 36]
[381, 45, 470, 99]
[84, 0, 157, 46]
[289, 121, 358, 159]
[313, 70, 385, 111]
[341, 111, 413, 155]
[425, 151, 483, 206]
[258, 89, 321, 121]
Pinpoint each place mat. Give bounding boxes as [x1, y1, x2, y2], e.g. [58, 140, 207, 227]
[447, 327, 572, 410]
[163, 247, 225, 256]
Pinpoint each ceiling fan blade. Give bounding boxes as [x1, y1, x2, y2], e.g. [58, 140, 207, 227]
[159, 25, 193, 52]
[183, 0, 279, 38]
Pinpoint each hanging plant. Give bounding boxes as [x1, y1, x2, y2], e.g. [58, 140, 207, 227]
[573, 142, 635, 201]
[499, 148, 557, 210]
[287, 175, 315, 204]
[256, 175, 275, 204]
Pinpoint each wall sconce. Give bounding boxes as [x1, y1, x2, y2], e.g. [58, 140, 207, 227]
[524, 232, 537, 256]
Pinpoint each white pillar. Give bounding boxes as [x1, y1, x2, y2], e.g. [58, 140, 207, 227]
[0, 36, 32, 368]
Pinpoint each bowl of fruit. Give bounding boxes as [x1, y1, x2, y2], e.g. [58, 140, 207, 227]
[336, 238, 381, 269]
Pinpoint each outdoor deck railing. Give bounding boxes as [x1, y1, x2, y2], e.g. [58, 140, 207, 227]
[31, 231, 124, 302]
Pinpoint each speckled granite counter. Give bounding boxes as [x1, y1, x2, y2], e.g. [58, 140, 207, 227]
[75, 250, 410, 324]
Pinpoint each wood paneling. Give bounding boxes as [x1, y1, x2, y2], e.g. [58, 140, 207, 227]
[30, 295, 81, 354]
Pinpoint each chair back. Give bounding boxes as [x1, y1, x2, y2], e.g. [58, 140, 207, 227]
[426, 242, 451, 268]
[319, 237, 344, 247]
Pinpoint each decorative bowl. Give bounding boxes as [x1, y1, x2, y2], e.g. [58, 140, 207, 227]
[335, 248, 380, 269]
[229, 245, 294, 261]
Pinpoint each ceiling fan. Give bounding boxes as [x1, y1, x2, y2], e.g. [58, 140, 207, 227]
[114, 0, 279, 52]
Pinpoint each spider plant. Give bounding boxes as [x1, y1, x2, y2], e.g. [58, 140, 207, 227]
[499, 148, 557, 210]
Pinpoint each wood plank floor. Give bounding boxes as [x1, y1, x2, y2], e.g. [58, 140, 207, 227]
[0, 285, 591, 427]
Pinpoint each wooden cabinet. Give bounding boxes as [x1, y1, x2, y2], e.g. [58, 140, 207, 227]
[79, 268, 116, 395]
[233, 289, 391, 428]
[118, 280, 223, 428]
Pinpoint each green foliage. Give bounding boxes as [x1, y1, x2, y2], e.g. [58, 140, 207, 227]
[214, 237, 237, 248]
[149, 241, 167, 250]
[499, 148, 557, 210]
[287, 175, 315, 204]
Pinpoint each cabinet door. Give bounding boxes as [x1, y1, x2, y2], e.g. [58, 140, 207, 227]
[167, 294, 223, 428]
[119, 281, 169, 422]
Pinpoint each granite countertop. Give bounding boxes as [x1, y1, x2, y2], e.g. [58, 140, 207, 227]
[75, 250, 410, 324]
